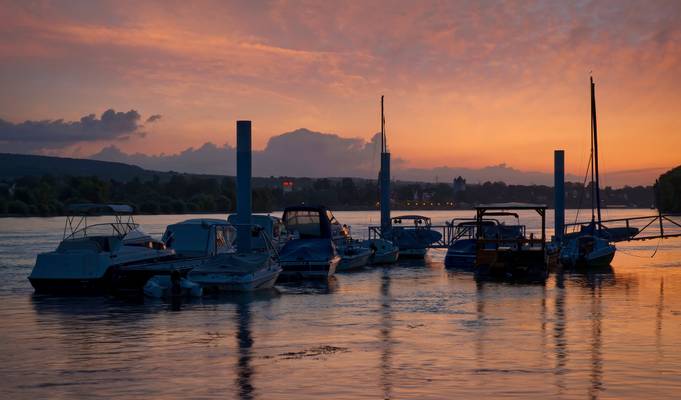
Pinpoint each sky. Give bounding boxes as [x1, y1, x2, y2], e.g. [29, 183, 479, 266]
[1, 0, 680, 186]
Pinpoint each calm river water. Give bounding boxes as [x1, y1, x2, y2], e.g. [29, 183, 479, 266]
[1, 209, 681, 399]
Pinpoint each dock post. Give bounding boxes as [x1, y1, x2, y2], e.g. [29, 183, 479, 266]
[380, 152, 391, 236]
[236, 120, 252, 253]
[554, 150, 565, 242]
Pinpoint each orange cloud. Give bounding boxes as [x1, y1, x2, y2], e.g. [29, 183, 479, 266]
[0, 0, 679, 182]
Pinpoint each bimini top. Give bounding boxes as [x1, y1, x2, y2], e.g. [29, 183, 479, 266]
[475, 203, 547, 210]
[67, 203, 134, 216]
[393, 215, 431, 220]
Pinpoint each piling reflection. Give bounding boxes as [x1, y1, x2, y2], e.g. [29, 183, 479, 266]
[235, 300, 255, 400]
[379, 267, 393, 399]
[656, 277, 664, 360]
[553, 272, 567, 393]
[587, 275, 604, 400]
[474, 281, 487, 368]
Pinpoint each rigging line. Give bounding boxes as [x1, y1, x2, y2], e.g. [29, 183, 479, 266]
[573, 150, 594, 231]
[617, 237, 662, 259]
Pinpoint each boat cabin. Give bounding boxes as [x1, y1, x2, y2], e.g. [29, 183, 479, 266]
[228, 214, 288, 250]
[162, 219, 236, 257]
[282, 205, 349, 241]
[473, 203, 549, 281]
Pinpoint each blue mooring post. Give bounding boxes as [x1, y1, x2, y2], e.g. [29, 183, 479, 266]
[236, 120, 252, 253]
[380, 152, 391, 236]
[554, 150, 565, 242]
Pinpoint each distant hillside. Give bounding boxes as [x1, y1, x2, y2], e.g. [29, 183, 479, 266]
[656, 165, 681, 213]
[0, 153, 156, 182]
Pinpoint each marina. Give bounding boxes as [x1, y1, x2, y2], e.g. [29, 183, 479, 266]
[2, 211, 681, 399]
[2, 1, 681, 397]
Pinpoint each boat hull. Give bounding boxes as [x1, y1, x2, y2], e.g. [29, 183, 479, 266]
[337, 252, 372, 271]
[398, 248, 427, 258]
[279, 257, 340, 279]
[444, 252, 476, 269]
[194, 269, 281, 292]
[371, 249, 399, 264]
[28, 276, 110, 294]
[475, 249, 548, 283]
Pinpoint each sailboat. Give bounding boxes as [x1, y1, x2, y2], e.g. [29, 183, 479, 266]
[559, 77, 616, 268]
[363, 95, 399, 264]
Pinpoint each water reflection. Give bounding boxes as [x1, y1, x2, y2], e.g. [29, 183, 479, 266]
[275, 276, 339, 295]
[379, 267, 393, 399]
[588, 275, 604, 400]
[656, 277, 664, 360]
[555, 267, 614, 399]
[553, 272, 567, 394]
[235, 300, 255, 400]
[474, 281, 487, 368]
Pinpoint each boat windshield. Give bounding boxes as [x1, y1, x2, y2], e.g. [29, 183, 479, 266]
[64, 222, 138, 240]
[284, 210, 323, 238]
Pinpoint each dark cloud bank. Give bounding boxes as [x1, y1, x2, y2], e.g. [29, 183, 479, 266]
[0, 109, 145, 152]
[91, 128, 588, 185]
[0, 108, 654, 186]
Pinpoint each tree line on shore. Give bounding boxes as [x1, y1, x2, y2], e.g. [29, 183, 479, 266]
[655, 165, 681, 213]
[0, 171, 661, 217]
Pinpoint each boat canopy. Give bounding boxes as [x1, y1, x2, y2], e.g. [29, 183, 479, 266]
[475, 203, 547, 211]
[163, 219, 236, 257]
[282, 205, 334, 239]
[392, 215, 432, 225]
[67, 203, 134, 215]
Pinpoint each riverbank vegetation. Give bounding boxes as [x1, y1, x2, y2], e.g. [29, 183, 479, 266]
[656, 165, 681, 213]
[0, 173, 655, 217]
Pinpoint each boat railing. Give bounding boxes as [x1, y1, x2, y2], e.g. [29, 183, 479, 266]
[64, 222, 139, 240]
[565, 214, 681, 242]
[476, 237, 545, 250]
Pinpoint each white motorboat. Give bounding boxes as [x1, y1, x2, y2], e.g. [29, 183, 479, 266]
[161, 218, 281, 292]
[363, 238, 399, 265]
[28, 204, 177, 293]
[336, 240, 373, 271]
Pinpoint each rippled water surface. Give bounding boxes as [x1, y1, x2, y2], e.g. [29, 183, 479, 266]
[2, 210, 681, 399]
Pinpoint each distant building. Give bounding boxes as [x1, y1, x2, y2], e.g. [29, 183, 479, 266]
[453, 176, 466, 193]
[282, 180, 294, 193]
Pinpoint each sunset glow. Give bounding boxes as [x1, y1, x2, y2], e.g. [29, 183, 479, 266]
[1, 1, 680, 183]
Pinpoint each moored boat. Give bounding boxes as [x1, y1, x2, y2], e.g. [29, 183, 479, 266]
[278, 206, 342, 278]
[363, 238, 399, 265]
[28, 204, 179, 294]
[161, 218, 281, 292]
[390, 215, 442, 258]
[559, 76, 618, 269]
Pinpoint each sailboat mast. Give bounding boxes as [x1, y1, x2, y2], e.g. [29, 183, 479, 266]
[590, 76, 603, 230]
[381, 95, 386, 153]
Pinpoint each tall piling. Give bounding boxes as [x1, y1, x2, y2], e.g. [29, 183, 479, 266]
[554, 150, 565, 242]
[236, 120, 252, 253]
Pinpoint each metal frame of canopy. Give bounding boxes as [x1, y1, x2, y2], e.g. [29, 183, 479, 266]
[474, 203, 547, 251]
[62, 203, 136, 240]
